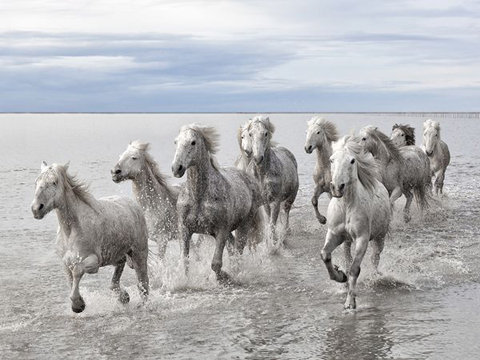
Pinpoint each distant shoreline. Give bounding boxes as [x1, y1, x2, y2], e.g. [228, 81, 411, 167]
[1, 112, 479, 117]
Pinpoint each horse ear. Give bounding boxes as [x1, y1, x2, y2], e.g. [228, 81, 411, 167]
[41, 161, 48, 171]
[64, 161, 70, 171]
[392, 124, 398, 131]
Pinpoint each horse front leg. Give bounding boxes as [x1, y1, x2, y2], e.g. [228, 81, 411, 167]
[312, 183, 326, 224]
[343, 239, 353, 274]
[370, 237, 385, 275]
[321, 230, 347, 283]
[110, 257, 130, 304]
[156, 232, 169, 261]
[70, 254, 99, 313]
[179, 224, 193, 275]
[270, 201, 282, 246]
[435, 169, 446, 195]
[212, 229, 231, 285]
[345, 235, 369, 310]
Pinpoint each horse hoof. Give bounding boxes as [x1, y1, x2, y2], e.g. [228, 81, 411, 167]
[119, 290, 130, 304]
[71, 297, 86, 313]
[317, 215, 327, 225]
[217, 270, 233, 286]
[344, 298, 356, 310]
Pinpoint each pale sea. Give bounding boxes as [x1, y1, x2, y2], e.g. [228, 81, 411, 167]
[1, 113, 479, 359]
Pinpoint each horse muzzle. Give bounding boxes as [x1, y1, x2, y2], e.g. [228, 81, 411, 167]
[110, 167, 125, 183]
[172, 164, 185, 178]
[330, 183, 345, 198]
[31, 203, 46, 219]
[305, 145, 313, 154]
[425, 150, 433, 157]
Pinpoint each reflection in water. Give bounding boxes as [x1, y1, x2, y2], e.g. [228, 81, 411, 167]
[323, 307, 394, 360]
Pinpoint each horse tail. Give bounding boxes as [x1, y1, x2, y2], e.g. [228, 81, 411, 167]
[413, 181, 430, 211]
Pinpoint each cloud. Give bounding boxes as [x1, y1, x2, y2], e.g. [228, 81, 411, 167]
[0, 0, 479, 111]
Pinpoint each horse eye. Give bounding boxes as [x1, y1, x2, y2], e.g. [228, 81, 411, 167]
[53, 181, 57, 186]
[401, 134, 404, 136]
[362, 137, 366, 141]
[264, 132, 268, 137]
[241, 135, 244, 139]
[191, 141, 196, 146]
[132, 157, 138, 160]
[350, 158, 355, 164]
[317, 131, 320, 134]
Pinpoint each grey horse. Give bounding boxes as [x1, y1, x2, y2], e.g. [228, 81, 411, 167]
[246, 116, 299, 245]
[172, 124, 263, 283]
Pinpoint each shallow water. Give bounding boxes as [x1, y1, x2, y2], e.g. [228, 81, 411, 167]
[1, 113, 479, 359]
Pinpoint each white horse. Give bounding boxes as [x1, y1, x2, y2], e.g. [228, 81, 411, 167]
[247, 116, 299, 244]
[31, 162, 149, 313]
[172, 124, 263, 283]
[422, 119, 451, 195]
[234, 120, 253, 171]
[112, 141, 179, 259]
[360, 125, 430, 222]
[321, 136, 391, 309]
[304, 116, 339, 224]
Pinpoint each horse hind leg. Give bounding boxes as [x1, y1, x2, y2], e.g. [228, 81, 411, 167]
[403, 189, 413, 223]
[110, 256, 130, 304]
[129, 249, 150, 301]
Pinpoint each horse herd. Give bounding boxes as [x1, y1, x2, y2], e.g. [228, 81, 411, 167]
[31, 116, 450, 312]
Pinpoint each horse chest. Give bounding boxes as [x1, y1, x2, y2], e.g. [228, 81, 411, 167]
[182, 200, 224, 232]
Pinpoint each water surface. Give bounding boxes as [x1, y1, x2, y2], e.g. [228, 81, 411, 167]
[1, 113, 479, 359]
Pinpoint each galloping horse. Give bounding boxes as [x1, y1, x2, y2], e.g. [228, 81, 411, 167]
[360, 126, 429, 222]
[172, 124, 263, 282]
[247, 116, 299, 244]
[31, 162, 149, 313]
[304, 116, 339, 224]
[112, 141, 179, 259]
[422, 119, 451, 195]
[321, 136, 391, 309]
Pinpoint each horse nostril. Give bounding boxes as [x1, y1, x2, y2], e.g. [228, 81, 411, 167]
[339, 184, 345, 191]
[39, 204, 44, 210]
[115, 169, 121, 175]
[178, 165, 183, 172]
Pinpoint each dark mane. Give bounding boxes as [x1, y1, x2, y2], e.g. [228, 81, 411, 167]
[365, 126, 402, 162]
[392, 123, 415, 145]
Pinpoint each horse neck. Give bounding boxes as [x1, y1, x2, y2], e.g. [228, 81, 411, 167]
[341, 177, 362, 207]
[256, 143, 273, 175]
[55, 187, 95, 236]
[373, 141, 392, 165]
[186, 151, 215, 200]
[316, 140, 332, 173]
[132, 163, 175, 210]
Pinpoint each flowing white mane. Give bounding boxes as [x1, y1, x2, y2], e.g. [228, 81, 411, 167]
[335, 135, 380, 192]
[181, 123, 220, 169]
[251, 115, 275, 134]
[307, 116, 339, 142]
[129, 140, 175, 193]
[424, 119, 441, 136]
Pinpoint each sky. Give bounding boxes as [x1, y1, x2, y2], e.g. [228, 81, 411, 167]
[1, 0, 479, 112]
